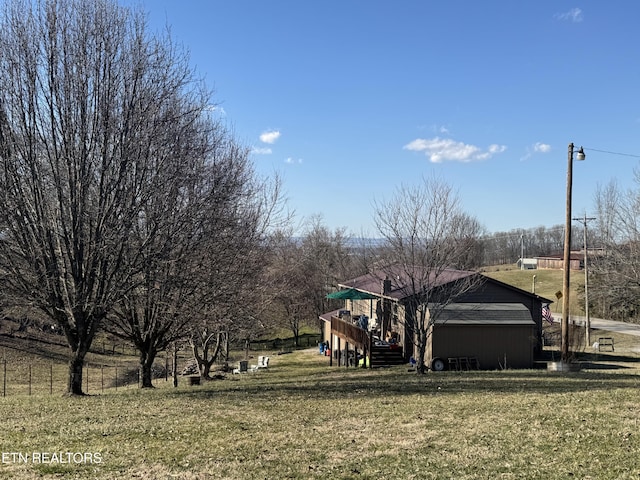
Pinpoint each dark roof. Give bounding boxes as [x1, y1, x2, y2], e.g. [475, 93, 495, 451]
[319, 309, 340, 323]
[480, 275, 554, 305]
[433, 303, 534, 325]
[338, 265, 477, 301]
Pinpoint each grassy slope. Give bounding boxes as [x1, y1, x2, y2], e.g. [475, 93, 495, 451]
[0, 347, 639, 479]
[483, 266, 586, 316]
[0, 272, 637, 479]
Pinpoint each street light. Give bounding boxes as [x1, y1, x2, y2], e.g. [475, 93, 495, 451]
[561, 143, 585, 363]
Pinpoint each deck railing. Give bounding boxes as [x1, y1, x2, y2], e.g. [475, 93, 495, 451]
[329, 316, 406, 367]
[330, 316, 370, 349]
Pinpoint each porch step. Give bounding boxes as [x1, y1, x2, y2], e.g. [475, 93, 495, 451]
[370, 346, 405, 367]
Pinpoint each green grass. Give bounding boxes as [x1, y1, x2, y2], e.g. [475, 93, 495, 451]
[1, 347, 639, 479]
[484, 267, 585, 316]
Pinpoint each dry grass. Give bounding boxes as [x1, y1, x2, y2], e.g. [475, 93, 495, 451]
[484, 268, 585, 316]
[1, 346, 639, 479]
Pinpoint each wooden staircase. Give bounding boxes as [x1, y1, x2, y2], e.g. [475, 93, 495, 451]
[370, 345, 405, 367]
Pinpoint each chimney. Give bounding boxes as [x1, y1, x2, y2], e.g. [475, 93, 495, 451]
[382, 277, 391, 295]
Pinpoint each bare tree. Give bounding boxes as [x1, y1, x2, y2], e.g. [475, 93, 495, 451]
[590, 177, 640, 322]
[187, 170, 288, 379]
[0, 0, 208, 394]
[373, 176, 484, 373]
[266, 232, 309, 347]
[300, 216, 356, 322]
[263, 217, 358, 347]
[106, 106, 231, 387]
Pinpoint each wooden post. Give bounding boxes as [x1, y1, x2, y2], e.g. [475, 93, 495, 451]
[101, 366, 104, 393]
[115, 367, 118, 391]
[50, 363, 53, 395]
[561, 143, 574, 363]
[86, 366, 89, 393]
[28, 364, 31, 396]
[172, 343, 178, 388]
[345, 341, 349, 368]
[2, 359, 6, 397]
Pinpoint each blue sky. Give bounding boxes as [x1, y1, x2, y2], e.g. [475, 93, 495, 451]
[136, 1, 640, 236]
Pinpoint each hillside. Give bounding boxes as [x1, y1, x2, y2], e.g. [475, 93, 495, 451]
[483, 266, 586, 316]
[0, 318, 155, 395]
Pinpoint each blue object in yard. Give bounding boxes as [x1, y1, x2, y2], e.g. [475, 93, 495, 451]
[319, 342, 326, 354]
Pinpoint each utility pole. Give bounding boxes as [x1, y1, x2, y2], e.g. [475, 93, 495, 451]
[573, 213, 596, 347]
[562, 143, 585, 363]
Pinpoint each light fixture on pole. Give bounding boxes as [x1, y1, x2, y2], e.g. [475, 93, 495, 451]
[561, 143, 585, 363]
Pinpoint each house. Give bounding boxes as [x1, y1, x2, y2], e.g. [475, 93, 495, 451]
[516, 258, 538, 270]
[320, 266, 552, 370]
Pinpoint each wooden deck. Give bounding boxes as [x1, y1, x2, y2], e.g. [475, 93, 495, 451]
[330, 316, 405, 367]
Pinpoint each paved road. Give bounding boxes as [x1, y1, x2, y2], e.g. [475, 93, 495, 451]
[550, 314, 640, 337]
[550, 313, 640, 352]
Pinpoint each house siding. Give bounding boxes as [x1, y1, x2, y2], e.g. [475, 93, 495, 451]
[456, 279, 545, 353]
[537, 257, 582, 270]
[428, 324, 535, 369]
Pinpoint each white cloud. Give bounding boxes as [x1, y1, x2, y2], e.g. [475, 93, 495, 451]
[534, 142, 551, 153]
[403, 137, 507, 163]
[285, 157, 303, 165]
[554, 8, 583, 23]
[435, 125, 450, 135]
[521, 142, 552, 161]
[252, 147, 272, 155]
[259, 130, 281, 144]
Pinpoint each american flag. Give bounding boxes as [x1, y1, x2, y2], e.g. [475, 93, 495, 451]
[542, 304, 554, 324]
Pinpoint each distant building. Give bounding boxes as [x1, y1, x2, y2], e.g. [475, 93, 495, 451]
[536, 253, 583, 270]
[516, 258, 538, 270]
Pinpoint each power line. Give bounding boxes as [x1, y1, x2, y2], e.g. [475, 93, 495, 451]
[584, 147, 640, 159]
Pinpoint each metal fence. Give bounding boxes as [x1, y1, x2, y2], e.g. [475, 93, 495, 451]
[0, 333, 323, 396]
[0, 359, 173, 397]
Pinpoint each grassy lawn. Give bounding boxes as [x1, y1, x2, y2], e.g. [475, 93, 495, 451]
[1, 346, 639, 479]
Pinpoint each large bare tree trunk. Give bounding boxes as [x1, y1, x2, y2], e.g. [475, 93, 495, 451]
[68, 353, 86, 396]
[139, 349, 157, 389]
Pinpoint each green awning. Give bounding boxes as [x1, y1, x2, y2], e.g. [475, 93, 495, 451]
[326, 288, 378, 300]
